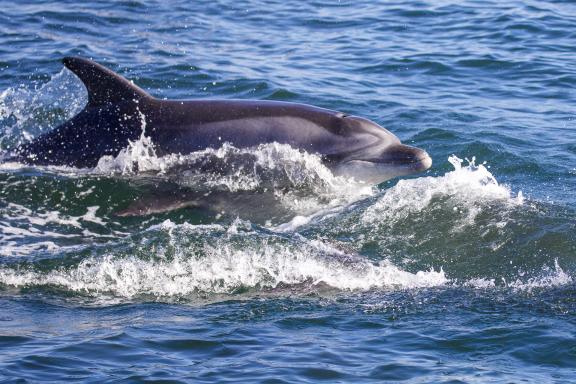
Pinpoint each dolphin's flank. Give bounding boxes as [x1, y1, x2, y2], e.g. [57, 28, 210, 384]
[12, 57, 431, 184]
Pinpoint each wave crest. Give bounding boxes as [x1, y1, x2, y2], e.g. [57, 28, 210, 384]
[0, 219, 447, 300]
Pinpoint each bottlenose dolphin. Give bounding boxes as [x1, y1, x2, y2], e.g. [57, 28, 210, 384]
[11, 57, 432, 185]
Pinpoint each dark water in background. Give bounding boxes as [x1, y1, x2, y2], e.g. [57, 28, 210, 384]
[1, 0, 576, 382]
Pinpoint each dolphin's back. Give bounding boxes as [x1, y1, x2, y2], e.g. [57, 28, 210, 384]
[12, 57, 389, 169]
[144, 99, 348, 156]
[13, 58, 155, 166]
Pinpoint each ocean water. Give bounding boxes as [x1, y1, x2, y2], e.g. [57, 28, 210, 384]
[1, 0, 575, 382]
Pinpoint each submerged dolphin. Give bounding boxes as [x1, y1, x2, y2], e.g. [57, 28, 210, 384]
[12, 57, 431, 184]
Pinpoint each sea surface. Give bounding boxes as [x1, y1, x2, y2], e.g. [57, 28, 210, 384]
[1, 0, 575, 382]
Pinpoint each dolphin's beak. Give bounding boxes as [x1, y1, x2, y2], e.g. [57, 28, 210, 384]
[331, 143, 432, 184]
[379, 144, 432, 172]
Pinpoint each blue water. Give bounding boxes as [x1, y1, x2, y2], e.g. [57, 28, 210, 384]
[1, 1, 576, 382]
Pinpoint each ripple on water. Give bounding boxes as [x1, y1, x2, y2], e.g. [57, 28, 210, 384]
[1, 0, 576, 382]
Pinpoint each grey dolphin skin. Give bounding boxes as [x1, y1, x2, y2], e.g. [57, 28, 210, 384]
[13, 57, 431, 184]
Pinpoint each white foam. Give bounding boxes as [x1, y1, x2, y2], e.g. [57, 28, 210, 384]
[94, 108, 161, 174]
[0, 68, 86, 150]
[80, 206, 107, 226]
[94, 125, 375, 217]
[0, 220, 447, 297]
[507, 260, 573, 292]
[362, 155, 524, 226]
[0, 203, 118, 257]
[464, 260, 573, 292]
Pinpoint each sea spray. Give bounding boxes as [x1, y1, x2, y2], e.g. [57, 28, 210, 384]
[0, 68, 86, 150]
[362, 155, 524, 227]
[95, 107, 160, 174]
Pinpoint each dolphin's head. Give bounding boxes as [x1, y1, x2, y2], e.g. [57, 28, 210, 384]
[328, 115, 432, 184]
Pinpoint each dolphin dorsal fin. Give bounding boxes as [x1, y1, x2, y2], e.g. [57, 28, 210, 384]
[63, 57, 151, 107]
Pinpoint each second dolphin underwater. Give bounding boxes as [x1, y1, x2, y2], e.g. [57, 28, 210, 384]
[11, 57, 432, 216]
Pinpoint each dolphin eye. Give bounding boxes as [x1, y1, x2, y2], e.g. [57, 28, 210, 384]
[336, 112, 349, 118]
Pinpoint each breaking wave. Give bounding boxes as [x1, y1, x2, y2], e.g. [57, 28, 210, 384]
[362, 155, 524, 228]
[0, 216, 571, 303]
[0, 219, 448, 300]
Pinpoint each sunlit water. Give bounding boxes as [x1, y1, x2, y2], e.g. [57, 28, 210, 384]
[1, 1, 575, 382]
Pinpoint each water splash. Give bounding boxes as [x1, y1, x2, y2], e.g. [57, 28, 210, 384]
[362, 155, 524, 228]
[0, 219, 448, 299]
[1, 216, 570, 301]
[1, 67, 569, 305]
[95, 131, 375, 217]
[95, 108, 159, 174]
[0, 68, 86, 151]
[465, 260, 573, 292]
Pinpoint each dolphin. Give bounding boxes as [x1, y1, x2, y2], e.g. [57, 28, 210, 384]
[11, 57, 432, 186]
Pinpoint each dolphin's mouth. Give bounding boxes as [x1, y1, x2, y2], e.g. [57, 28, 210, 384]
[352, 144, 432, 171]
[344, 155, 432, 171]
[331, 144, 432, 184]
[377, 152, 433, 171]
